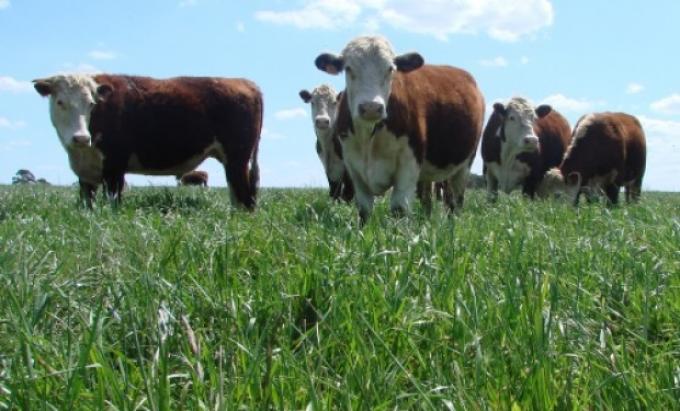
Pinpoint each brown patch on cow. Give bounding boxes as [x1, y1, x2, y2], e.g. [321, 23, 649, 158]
[559, 112, 646, 204]
[179, 170, 209, 187]
[89, 74, 262, 209]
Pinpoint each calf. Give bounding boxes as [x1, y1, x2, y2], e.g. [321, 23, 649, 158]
[179, 170, 209, 187]
[299, 85, 354, 201]
[34, 74, 262, 209]
[482, 97, 571, 199]
[537, 112, 646, 205]
[315, 36, 485, 222]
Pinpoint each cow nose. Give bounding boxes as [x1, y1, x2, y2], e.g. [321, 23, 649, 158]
[524, 136, 539, 149]
[358, 102, 385, 121]
[315, 117, 331, 129]
[73, 133, 91, 146]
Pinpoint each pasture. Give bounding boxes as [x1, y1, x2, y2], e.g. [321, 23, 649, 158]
[0, 185, 678, 410]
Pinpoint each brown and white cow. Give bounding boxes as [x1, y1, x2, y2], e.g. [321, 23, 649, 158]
[33, 74, 262, 209]
[315, 36, 485, 222]
[481, 97, 572, 198]
[179, 170, 209, 187]
[537, 112, 646, 205]
[299, 85, 354, 202]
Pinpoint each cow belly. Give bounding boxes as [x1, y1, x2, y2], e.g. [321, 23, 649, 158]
[419, 160, 466, 182]
[127, 141, 224, 176]
[68, 147, 103, 184]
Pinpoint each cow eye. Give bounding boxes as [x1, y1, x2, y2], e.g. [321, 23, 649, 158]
[56, 100, 64, 107]
[509, 115, 516, 121]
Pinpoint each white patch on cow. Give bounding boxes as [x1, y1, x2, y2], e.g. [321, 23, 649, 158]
[341, 36, 396, 124]
[127, 141, 225, 176]
[305, 85, 345, 182]
[341, 126, 417, 215]
[565, 113, 596, 157]
[67, 146, 104, 185]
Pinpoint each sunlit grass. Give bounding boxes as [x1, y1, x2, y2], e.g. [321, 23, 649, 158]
[1, 184, 678, 409]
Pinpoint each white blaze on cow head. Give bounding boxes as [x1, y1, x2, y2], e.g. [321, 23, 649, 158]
[33, 74, 112, 149]
[537, 168, 582, 204]
[314, 36, 424, 126]
[493, 97, 551, 154]
[299, 84, 339, 132]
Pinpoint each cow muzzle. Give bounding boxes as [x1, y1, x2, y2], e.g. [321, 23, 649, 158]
[523, 135, 539, 150]
[315, 116, 331, 130]
[72, 133, 92, 146]
[358, 101, 385, 122]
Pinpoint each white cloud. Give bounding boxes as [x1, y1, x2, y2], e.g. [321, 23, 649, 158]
[625, 83, 644, 94]
[255, 0, 554, 42]
[236, 21, 245, 32]
[637, 116, 680, 191]
[179, 0, 197, 7]
[520, 56, 530, 65]
[650, 94, 680, 116]
[0, 76, 32, 93]
[275, 107, 307, 120]
[261, 128, 286, 140]
[480, 56, 508, 68]
[0, 0, 9, 10]
[88, 50, 117, 60]
[541, 94, 602, 113]
[0, 117, 26, 129]
[0, 139, 31, 152]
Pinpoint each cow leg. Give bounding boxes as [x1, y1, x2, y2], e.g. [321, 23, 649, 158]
[328, 179, 342, 200]
[103, 173, 125, 207]
[391, 161, 419, 218]
[225, 160, 256, 211]
[445, 166, 469, 213]
[604, 184, 620, 206]
[417, 181, 433, 216]
[626, 178, 642, 203]
[340, 172, 354, 203]
[485, 172, 499, 203]
[78, 180, 97, 209]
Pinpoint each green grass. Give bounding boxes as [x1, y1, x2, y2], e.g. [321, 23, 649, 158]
[0, 184, 678, 410]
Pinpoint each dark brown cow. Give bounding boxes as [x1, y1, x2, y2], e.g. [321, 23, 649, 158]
[482, 97, 572, 199]
[33, 74, 262, 209]
[179, 170, 209, 187]
[538, 112, 646, 205]
[315, 36, 485, 222]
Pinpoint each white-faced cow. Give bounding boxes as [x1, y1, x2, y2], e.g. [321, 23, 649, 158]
[179, 170, 209, 187]
[537, 112, 646, 205]
[481, 97, 572, 199]
[299, 85, 354, 201]
[34, 74, 262, 209]
[315, 36, 485, 222]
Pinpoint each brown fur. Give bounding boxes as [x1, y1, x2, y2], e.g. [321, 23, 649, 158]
[560, 112, 646, 204]
[88, 74, 262, 209]
[179, 170, 209, 187]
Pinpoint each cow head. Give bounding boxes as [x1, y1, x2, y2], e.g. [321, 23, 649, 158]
[33, 74, 112, 149]
[299, 84, 339, 132]
[315, 36, 424, 127]
[537, 168, 582, 204]
[493, 97, 551, 154]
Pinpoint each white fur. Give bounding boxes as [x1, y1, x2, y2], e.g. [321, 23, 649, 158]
[67, 147, 103, 185]
[306, 85, 345, 182]
[43, 74, 99, 149]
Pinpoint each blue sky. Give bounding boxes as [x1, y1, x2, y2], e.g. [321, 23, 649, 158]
[1, 0, 679, 190]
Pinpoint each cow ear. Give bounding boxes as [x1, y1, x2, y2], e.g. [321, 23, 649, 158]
[299, 90, 312, 103]
[33, 79, 52, 97]
[315, 53, 344, 75]
[493, 102, 507, 116]
[394, 52, 424, 73]
[566, 171, 582, 187]
[96, 84, 113, 101]
[535, 104, 552, 118]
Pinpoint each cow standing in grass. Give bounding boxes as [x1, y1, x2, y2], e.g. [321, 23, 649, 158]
[314, 36, 485, 222]
[482, 97, 572, 199]
[299, 85, 354, 202]
[179, 170, 209, 187]
[537, 112, 646, 205]
[34, 74, 262, 209]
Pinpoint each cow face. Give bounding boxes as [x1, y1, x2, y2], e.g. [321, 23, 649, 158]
[538, 168, 582, 204]
[33, 74, 112, 149]
[299, 85, 338, 132]
[494, 98, 551, 154]
[315, 36, 423, 126]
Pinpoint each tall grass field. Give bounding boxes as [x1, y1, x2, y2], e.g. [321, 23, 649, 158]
[1, 185, 678, 410]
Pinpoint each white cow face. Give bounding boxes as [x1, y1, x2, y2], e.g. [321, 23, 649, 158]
[315, 36, 424, 126]
[299, 85, 339, 132]
[537, 168, 582, 204]
[33, 74, 112, 149]
[494, 97, 551, 154]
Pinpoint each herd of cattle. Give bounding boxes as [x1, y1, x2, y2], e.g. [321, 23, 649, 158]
[33, 36, 646, 221]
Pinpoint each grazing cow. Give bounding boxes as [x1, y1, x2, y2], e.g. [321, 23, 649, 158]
[315, 36, 485, 222]
[299, 85, 354, 202]
[537, 112, 646, 205]
[481, 97, 572, 199]
[33, 74, 262, 209]
[179, 170, 209, 187]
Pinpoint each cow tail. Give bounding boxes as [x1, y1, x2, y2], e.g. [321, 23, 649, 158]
[249, 96, 263, 202]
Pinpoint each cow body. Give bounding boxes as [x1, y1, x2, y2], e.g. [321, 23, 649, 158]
[538, 112, 646, 205]
[482, 97, 571, 198]
[316, 37, 485, 221]
[34, 74, 262, 209]
[179, 170, 209, 187]
[299, 85, 353, 201]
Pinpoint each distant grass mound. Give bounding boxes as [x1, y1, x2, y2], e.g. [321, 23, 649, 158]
[1, 185, 678, 409]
